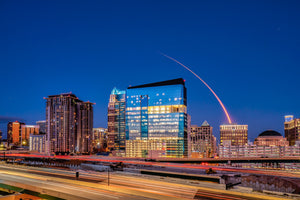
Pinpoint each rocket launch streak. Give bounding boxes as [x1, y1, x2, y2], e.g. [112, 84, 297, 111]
[161, 53, 232, 124]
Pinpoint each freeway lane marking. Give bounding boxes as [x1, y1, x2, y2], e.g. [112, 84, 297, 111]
[0, 164, 292, 200]
[194, 190, 245, 200]
[0, 172, 120, 199]
[0, 165, 104, 183]
[105, 176, 197, 198]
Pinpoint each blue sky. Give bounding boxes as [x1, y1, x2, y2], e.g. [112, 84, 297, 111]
[0, 0, 299, 141]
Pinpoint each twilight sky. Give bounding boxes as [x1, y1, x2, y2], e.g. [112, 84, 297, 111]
[0, 0, 299, 141]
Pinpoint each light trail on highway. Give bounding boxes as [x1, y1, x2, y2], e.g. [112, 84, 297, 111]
[3, 153, 300, 178]
[0, 164, 288, 200]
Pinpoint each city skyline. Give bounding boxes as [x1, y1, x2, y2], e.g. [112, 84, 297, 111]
[0, 72, 298, 142]
[1, 1, 300, 142]
[0, 79, 296, 143]
[0, 2, 300, 200]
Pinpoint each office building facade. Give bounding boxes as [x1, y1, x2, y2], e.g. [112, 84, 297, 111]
[218, 144, 300, 158]
[92, 128, 107, 152]
[126, 78, 188, 158]
[284, 115, 300, 146]
[220, 124, 248, 146]
[29, 134, 46, 153]
[45, 93, 94, 154]
[107, 88, 126, 156]
[7, 121, 25, 145]
[36, 120, 46, 134]
[190, 121, 214, 158]
[21, 125, 39, 146]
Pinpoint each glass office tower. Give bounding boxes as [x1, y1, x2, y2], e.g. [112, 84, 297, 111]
[126, 78, 188, 158]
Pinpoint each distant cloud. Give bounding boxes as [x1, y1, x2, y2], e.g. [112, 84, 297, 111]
[0, 116, 23, 122]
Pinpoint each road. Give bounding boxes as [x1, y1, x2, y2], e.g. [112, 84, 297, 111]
[3, 153, 300, 179]
[0, 165, 290, 200]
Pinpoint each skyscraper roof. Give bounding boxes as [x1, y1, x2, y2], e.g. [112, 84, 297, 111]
[127, 78, 185, 89]
[111, 87, 125, 95]
[258, 130, 282, 137]
[48, 93, 77, 98]
[201, 120, 210, 126]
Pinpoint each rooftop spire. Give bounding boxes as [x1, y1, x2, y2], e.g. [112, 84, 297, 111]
[201, 120, 210, 126]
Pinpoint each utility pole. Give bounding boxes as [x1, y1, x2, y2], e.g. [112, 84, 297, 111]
[76, 171, 79, 180]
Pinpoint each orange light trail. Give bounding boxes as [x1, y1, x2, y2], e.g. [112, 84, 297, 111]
[161, 53, 232, 124]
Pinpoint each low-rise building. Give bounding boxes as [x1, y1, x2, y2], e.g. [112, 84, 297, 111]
[7, 121, 25, 146]
[219, 131, 299, 158]
[29, 134, 46, 153]
[21, 125, 39, 146]
[92, 128, 107, 153]
[254, 130, 289, 147]
[36, 120, 46, 134]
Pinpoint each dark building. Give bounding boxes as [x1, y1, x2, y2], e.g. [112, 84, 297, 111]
[45, 93, 94, 154]
[92, 128, 107, 153]
[36, 120, 46, 134]
[107, 88, 126, 156]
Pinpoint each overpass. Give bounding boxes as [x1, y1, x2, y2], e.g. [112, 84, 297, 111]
[156, 157, 300, 164]
[2, 152, 300, 165]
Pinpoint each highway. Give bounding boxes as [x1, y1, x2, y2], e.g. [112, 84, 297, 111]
[2, 153, 300, 179]
[0, 164, 291, 200]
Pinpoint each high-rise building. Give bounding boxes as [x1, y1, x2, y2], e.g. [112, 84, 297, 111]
[21, 125, 39, 146]
[77, 101, 94, 153]
[212, 135, 217, 157]
[284, 115, 300, 146]
[7, 121, 25, 145]
[107, 88, 126, 156]
[187, 114, 191, 157]
[92, 128, 107, 153]
[45, 93, 94, 154]
[220, 124, 248, 146]
[36, 120, 46, 134]
[126, 78, 188, 158]
[190, 121, 214, 158]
